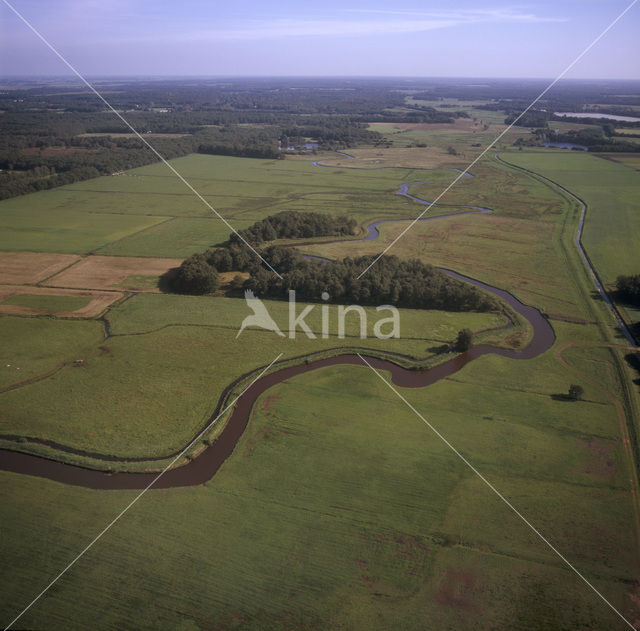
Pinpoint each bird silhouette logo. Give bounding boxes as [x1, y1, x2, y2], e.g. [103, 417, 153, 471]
[236, 290, 285, 338]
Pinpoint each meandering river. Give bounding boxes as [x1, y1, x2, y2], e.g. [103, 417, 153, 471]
[14, 152, 626, 489]
[0, 266, 554, 489]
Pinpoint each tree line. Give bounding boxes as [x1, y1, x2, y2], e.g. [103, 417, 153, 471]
[230, 211, 357, 246]
[167, 211, 498, 313]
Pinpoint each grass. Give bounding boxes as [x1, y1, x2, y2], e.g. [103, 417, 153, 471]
[0, 154, 480, 256]
[502, 150, 640, 329]
[2, 149, 639, 630]
[116, 275, 160, 290]
[0, 292, 505, 464]
[0, 316, 103, 389]
[0, 203, 167, 254]
[302, 158, 580, 318]
[502, 151, 640, 283]
[1, 356, 636, 630]
[1, 293, 92, 313]
[367, 119, 523, 153]
[98, 217, 256, 257]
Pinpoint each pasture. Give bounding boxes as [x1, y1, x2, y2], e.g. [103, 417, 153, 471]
[0, 291, 506, 467]
[1, 149, 639, 630]
[1, 293, 91, 314]
[0, 285, 123, 318]
[2, 352, 637, 629]
[504, 151, 640, 284]
[0, 154, 482, 257]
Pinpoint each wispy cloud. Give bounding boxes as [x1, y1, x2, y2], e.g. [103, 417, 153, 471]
[177, 8, 567, 42]
[341, 7, 567, 23]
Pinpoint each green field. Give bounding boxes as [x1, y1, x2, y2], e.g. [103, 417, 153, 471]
[0, 292, 505, 465]
[503, 151, 640, 284]
[0, 317, 103, 389]
[0, 155, 477, 257]
[2, 355, 636, 629]
[2, 149, 639, 630]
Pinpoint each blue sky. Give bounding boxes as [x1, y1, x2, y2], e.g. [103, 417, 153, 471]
[0, 0, 638, 78]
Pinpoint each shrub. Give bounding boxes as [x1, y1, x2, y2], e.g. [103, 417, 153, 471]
[455, 329, 473, 352]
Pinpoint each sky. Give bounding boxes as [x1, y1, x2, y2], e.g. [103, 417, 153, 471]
[0, 0, 638, 79]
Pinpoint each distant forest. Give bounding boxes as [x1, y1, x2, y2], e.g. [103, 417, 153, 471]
[2, 77, 639, 199]
[0, 78, 461, 199]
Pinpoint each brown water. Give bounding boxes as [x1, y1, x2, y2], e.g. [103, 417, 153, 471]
[0, 270, 554, 490]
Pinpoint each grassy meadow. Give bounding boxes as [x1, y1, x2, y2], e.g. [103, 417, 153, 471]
[2, 357, 637, 630]
[0, 155, 465, 257]
[2, 147, 640, 630]
[0, 292, 505, 465]
[502, 151, 640, 284]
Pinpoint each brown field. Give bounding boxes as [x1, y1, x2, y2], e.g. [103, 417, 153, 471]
[43, 255, 184, 291]
[0, 251, 80, 284]
[0, 285, 122, 317]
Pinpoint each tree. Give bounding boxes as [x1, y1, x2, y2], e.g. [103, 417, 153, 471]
[455, 329, 473, 352]
[171, 254, 219, 295]
[616, 274, 640, 306]
[568, 384, 584, 401]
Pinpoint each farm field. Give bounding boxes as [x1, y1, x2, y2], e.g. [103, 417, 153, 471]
[367, 119, 524, 153]
[2, 357, 637, 630]
[43, 255, 184, 292]
[0, 154, 484, 257]
[0, 290, 507, 467]
[502, 150, 640, 330]
[1, 293, 91, 313]
[503, 151, 640, 285]
[0, 285, 123, 318]
[1, 146, 639, 631]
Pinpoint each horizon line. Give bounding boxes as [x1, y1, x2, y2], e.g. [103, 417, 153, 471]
[2, 74, 640, 82]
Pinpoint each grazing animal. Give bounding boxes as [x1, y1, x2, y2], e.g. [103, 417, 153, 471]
[236, 290, 285, 338]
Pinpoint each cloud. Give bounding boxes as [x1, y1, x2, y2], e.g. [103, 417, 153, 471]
[173, 8, 567, 43]
[1, 3, 567, 49]
[341, 7, 567, 23]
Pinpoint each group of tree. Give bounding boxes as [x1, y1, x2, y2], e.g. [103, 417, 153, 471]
[167, 214, 498, 314]
[454, 329, 474, 352]
[548, 126, 640, 152]
[167, 254, 220, 295]
[504, 109, 549, 128]
[616, 274, 640, 306]
[513, 125, 640, 153]
[230, 211, 357, 246]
